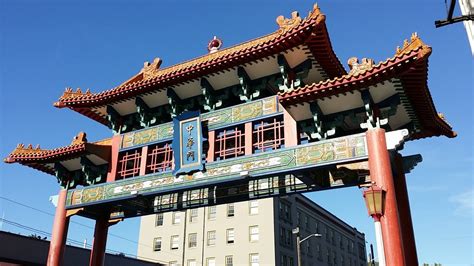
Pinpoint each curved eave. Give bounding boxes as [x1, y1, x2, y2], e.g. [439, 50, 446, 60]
[279, 45, 456, 140]
[54, 7, 345, 118]
[4, 143, 88, 164]
[4, 142, 112, 176]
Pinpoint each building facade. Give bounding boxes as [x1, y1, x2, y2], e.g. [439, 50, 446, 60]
[137, 195, 366, 266]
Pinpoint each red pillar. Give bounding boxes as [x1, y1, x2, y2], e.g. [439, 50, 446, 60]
[366, 128, 405, 265]
[106, 135, 122, 182]
[394, 153, 418, 265]
[47, 189, 70, 266]
[89, 217, 109, 266]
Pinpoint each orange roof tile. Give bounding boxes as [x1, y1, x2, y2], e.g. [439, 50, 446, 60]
[54, 4, 345, 119]
[4, 132, 111, 175]
[279, 33, 456, 140]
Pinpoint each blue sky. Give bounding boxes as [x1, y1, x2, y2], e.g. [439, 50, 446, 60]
[0, 0, 472, 264]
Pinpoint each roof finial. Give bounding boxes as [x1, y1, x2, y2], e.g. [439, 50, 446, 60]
[208, 36, 222, 54]
[71, 132, 87, 145]
[347, 57, 374, 75]
[276, 11, 302, 33]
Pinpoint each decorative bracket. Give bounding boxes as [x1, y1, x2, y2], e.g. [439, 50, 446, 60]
[201, 78, 223, 110]
[106, 105, 122, 134]
[236, 67, 261, 102]
[277, 54, 292, 93]
[167, 88, 184, 118]
[402, 154, 423, 174]
[385, 129, 409, 150]
[360, 90, 388, 129]
[302, 102, 336, 141]
[80, 156, 107, 186]
[277, 55, 312, 92]
[136, 97, 157, 127]
[54, 162, 72, 189]
[292, 59, 312, 88]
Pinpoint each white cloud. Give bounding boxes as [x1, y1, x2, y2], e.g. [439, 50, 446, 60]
[449, 189, 474, 217]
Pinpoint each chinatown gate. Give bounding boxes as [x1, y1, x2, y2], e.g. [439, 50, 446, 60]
[5, 4, 456, 266]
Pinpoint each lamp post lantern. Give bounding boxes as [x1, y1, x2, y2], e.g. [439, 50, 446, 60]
[363, 185, 386, 266]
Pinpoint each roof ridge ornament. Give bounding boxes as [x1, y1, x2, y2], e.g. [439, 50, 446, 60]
[141, 58, 162, 80]
[8, 143, 44, 157]
[59, 87, 92, 100]
[71, 132, 88, 145]
[347, 57, 374, 76]
[208, 36, 223, 54]
[276, 11, 302, 33]
[395, 32, 429, 56]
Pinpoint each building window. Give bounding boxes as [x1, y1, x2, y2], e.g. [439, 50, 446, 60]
[306, 239, 312, 256]
[279, 200, 291, 222]
[146, 142, 173, 173]
[226, 228, 235, 244]
[169, 261, 178, 266]
[249, 253, 259, 266]
[188, 233, 197, 248]
[170, 235, 179, 250]
[189, 208, 198, 222]
[206, 257, 216, 266]
[249, 200, 259, 215]
[227, 203, 235, 217]
[215, 126, 245, 160]
[249, 225, 259, 242]
[280, 254, 287, 266]
[155, 213, 164, 226]
[225, 255, 233, 266]
[289, 257, 294, 266]
[208, 206, 216, 220]
[117, 148, 141, 179]
[253, 116, 284, 153]
[153, 237, 162, 251]
[207, 230, 216, 246]
[188, 260, 197, 266]
[172, 212, 181, 224]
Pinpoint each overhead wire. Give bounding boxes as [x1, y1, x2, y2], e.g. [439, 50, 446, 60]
[0, 217, 169, 264]
[0, 196, 197, 264]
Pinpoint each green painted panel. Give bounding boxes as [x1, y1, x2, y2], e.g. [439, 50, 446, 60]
[120, 96, 279, 149]
[67, 132, 367, 208]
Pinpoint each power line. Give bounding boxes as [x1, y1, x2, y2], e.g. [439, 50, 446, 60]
[0, 217, 169, 264]
[0, 196, 195, 263]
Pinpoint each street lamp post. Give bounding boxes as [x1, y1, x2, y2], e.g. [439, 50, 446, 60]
[292, 227, 322, 266]
[363, 185, 386, 266]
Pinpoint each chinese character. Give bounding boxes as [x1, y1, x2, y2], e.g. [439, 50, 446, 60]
[186, 150, 195, 161]
[186, 124, 194, 136]
[187, 137, 195, 148]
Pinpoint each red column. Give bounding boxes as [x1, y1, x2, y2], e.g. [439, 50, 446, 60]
[366, 128, 405, 265]
[139, 146, 149, 176]
[394, 153, 418, 265]
[207, 130, 215, 162]
[106, 135, 122, 182]
[244, 122, 253, 155]
[47, 189, 70, 266]
[89, 217, 109, 266]
[283, 110, 298, 147]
